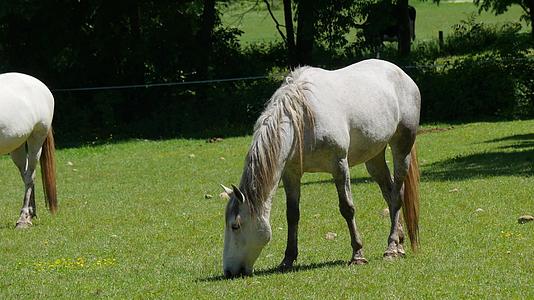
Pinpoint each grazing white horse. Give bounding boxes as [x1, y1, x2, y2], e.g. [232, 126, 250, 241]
[0, 73, 57, 228]
[221, 59, 420, 278]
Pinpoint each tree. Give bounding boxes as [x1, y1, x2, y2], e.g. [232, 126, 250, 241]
[198, 0, 217, 80]
[266, 0, 360, 67]
[355, 0, 416, 57]
[263, 0, 297, 67]
[264, 0, 316, 66]
[474, 0, 534, 39]
[265, 0, 418, 66]
[295, 0, 315, 65]
[397, 0, 411, 57]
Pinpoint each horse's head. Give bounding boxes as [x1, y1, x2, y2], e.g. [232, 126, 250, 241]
[221, 184, 271, 278]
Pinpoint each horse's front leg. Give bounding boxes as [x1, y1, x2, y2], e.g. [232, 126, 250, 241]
[333, 157, 368, 265]
[279, 169, 302, 270]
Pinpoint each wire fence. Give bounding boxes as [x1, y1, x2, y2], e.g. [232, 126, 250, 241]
[51, 75, 273, 92]
[50, 56, 534, 93]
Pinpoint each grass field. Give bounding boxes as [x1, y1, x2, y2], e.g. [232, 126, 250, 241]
[222, 0, 528, 44]
[0, 119, 532, 298]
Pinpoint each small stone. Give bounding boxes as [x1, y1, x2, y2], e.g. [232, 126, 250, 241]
[449, 188, 459, 193]
[518, 215, 534, 224]
[220, 157, 225, 160]
[381, 208, 390, 218]
[67, 161, 74, 166]
[325, 232, 337, 240]
[207, 137, 224, 143]
[475, 208, 484, 213]
[204, 194, 213, 199]
[189, 154, 196, 158]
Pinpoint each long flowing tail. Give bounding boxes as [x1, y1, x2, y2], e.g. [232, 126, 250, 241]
[402, 144, 420, 251]
[40, 128, 57, 213]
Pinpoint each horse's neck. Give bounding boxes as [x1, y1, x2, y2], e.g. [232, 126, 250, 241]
[241, 120, 295, 220]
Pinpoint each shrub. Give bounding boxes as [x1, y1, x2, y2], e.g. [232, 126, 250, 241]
[411, 52, 534, 122]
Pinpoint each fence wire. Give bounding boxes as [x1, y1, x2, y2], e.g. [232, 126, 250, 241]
[51, 56, 533, 93]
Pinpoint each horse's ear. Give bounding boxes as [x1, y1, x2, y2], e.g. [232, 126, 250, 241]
[220, 184, 233, 196]
[231, 184, 245, 204]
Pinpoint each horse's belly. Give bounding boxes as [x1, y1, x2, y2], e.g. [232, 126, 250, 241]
[346, 141, 387, 167]
[0, 134, 28, 154]
[301, 140, 387, 172]
[0, 110, 36, 154]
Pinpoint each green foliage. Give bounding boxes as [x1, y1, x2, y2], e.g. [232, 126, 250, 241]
[406, 17, 534, 121]
[474, 0, 533, 24]
[412, 53, 531, 121]
[473, 0, 534, 39]
[313, 0, 361, 52]
[0, 120, 533, 298]
[443, 14, 529, 55]
[0, 0, 258, 141]
[1, 1, 533, 143]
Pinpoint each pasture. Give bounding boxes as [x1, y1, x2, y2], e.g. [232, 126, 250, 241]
[222, 0, 528, 44]
[0, 119, 532, 298]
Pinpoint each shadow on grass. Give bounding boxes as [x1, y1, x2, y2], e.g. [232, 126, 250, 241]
[296, 133, 533, 184]
[198, 260, 346, 282]
[422, 133, 534, 181]
[300, 177, 371, 187]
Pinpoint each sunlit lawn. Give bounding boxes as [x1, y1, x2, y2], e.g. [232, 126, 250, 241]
[0, 119, 532, 298]
[221, 0, 528, 44]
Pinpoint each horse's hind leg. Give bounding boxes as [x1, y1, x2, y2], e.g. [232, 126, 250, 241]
[365, 147, 405, 258]
[12, 136, 43, 228]
[11, 145, 34, 228]
[333, 157, 367, 265]
[279, 168, 302, 270]
[385, 131, 417, 257]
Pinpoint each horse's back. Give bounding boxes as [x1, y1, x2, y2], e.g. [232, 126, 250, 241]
[297, 60, 420, 170]
[304, 59, 419, 126]
[0, 73, 54, 154]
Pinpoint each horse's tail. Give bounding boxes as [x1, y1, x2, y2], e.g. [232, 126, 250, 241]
[40, 128, 57, 214]
[402, 144, 420, 251]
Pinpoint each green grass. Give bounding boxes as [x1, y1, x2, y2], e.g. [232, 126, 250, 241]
[1, 119, 533, 298]
[221, 0, 528, 44]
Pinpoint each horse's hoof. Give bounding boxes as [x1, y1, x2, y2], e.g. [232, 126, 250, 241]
[383, 250, 402, 260]
[348, 257, 368, 265]
[278, 259, 295, 271]
[397, 246, 406, 257]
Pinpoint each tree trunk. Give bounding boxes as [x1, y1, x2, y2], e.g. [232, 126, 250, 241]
[196, 0, 217, 121]
[129, 0, 144, 84]
[397, 0, 411, 57]
[125, 0, 145, 122]
[283, 0, 297, 68]
[198, 0, 216, 80]
[296, 0, 314, 65]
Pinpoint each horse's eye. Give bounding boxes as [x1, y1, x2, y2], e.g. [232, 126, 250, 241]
[230, 215, 241, 231]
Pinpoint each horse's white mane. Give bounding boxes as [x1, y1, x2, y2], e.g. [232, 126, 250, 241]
[240, 67, 314, 213]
